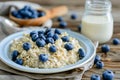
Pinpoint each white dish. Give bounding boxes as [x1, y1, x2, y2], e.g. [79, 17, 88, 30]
[0, 28, 95, 74]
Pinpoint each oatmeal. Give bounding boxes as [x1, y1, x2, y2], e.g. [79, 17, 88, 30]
[10, 28, 85, 68]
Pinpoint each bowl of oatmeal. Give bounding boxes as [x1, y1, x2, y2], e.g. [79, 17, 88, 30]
[0, 28, 95, 73]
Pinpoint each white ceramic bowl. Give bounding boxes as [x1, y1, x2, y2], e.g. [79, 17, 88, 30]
[0, 28, 95, 74]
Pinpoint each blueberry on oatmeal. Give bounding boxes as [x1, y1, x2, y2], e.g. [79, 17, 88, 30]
[30, 31, 37, 37]
[46, 37, 54, 44]
[78, 48, 85, 58]
[12, 50, 19, 61]
[36, 39, 46, 47]
[31, 34, 39, 42]
[23, 42, 31, 51]
[38, 34, 46, 40]
[15, 59, 23, 65]
[39, 54, 48, 62]
[53, 34, 59, 41]
[49, 45, 57, 53]
[61, 36, 69, 42]
[64, 43, 74, 51]
[55, 29, 61, 35]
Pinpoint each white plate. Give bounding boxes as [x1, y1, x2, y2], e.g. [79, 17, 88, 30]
[0, 28, 95, 74]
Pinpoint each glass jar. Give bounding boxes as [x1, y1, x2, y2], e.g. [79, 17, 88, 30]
[81, 0, 113, 43]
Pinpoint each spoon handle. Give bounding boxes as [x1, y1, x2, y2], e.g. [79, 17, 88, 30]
[48, 6, 68, 18]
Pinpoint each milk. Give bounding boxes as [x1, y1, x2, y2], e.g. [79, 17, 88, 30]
[81, 15, 113, 43]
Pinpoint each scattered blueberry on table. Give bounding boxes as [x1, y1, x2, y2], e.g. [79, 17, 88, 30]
[39, 54, 48, 62]
[49, 45, 57, 53]
[15, 59, 23, 65]
[101, 44, 110, 53]
[23, 42, 31, 51]
[94, 55, 101, 64]
[11, 5, 45, 19]
[61, 36, 69, 42]
[71, 13, 78, 20]
[90, 74, 100, 80]
[78, 48, 86, 58]
[36, 39, 46, 47]
[77, 24, 82, 32]
[12, 50, 19, 61]
[57, 16, 64, 22]
[102, 70, 114, 80]
[113, 38, 120, 45]
[59, 21, 67, 28]
[96, 61, 104, 69]
[64, 43, 74, 51]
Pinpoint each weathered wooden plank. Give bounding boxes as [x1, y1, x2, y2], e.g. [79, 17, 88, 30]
[1, 0, 120, 8]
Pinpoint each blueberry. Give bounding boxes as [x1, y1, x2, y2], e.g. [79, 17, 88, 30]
[31, 34, 39, 42]
[38, 34, 46, 40]
[64, 43, 74, 51]
[61, 36, 69, 42]
[71, 13, 77, 20]
[39, 54, 48, 62]
[57, 16, 63, 22]
[46, 31, 54, 38]
[49, 45, 57, 53]
[23, 42, 31, 51]
[59, 21, 67, 28]
[12, 50, 19, 61]
[38, 30, 44, 34]
[11, 11, 18, 17]
[78, 48, 86, 58]
[30, 14, 38, 18]
[23, 5, 31, 10]
[46, 37, 54, 44]
[44, 28, 51, 35]
[77, 24, 82, 32]
[113, 38, 120, 45]
[36, 39, 46, 47]
[102, 70, 114, 80]
[55, 29, 61, 35]
[15, 59, 23, 65]
[96, 61, 104, 69]
[30, 31, 37, 37]
[19, 10, 32, 17]
[91, 74, 100, 80]
[101, 44, 110, 53]
[38, 11, 45, 17]
[94, 55, 101, 64]
[16, 14, 23, 19]
[53, 34, 59, 41]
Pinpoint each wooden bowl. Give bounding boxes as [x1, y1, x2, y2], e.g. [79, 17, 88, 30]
[9, 6, 68, 26]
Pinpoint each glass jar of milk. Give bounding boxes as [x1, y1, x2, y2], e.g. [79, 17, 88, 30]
[81, 0, 113, 43]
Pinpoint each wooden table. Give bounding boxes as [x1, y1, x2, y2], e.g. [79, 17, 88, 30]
[0, 0, 120, 80]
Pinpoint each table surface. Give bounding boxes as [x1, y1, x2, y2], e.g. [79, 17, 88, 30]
[0, 0, 120, 80]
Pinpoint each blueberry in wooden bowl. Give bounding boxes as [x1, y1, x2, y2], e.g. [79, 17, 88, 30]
[9, 5, 68, 26]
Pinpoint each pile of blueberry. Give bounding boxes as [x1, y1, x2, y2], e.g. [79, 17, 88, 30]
[11, 5, 45, 19]
[91, 70, 114, 80]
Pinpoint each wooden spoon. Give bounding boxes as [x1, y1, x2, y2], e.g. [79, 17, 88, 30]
[9, 6, 68, 26]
